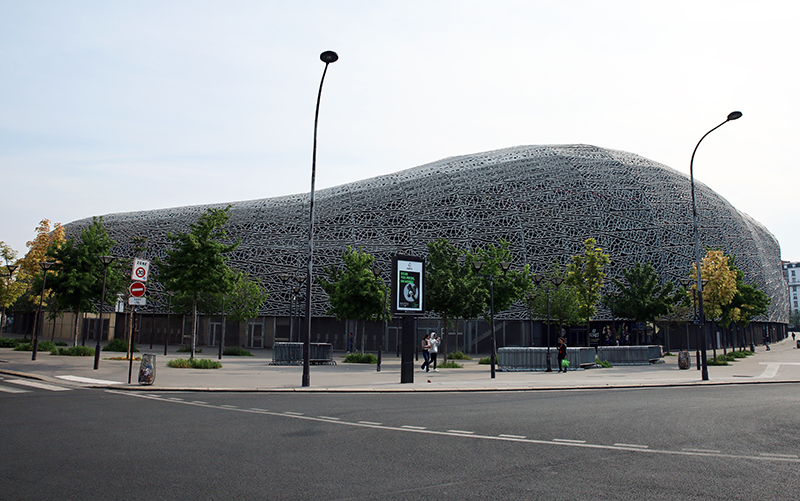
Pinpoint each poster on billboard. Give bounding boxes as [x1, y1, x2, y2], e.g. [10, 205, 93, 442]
[392, 255, 424, 314]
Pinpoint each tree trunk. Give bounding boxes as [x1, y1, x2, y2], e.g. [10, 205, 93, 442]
[73, 308, 81, 346]
[360, 320, 366, 355]
[191, 294, 198, 360]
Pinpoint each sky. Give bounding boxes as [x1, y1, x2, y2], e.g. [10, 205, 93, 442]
[1, 1, 798, 263]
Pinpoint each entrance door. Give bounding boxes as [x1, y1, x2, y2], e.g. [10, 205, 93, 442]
[247, 321, 264, 349]
[208, 322, 222, 346]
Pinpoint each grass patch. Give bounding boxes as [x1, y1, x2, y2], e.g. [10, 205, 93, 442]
[51, 346, 95, 356]
[730, 350, 752, 358]
[167, 358, 222, 369]
[104, 338, 137, 352]
[664, 352, 677, 356]
[0, 337, 22, 348]
[106, 356, 141, 361]
[343, 353, 378, 364]
[595, 357, 613, 368]
[447, 351, 471, 360]
[223, 347, 253, 356]
[478, 356, 492, 365]
[438, 360, 463, 369]
[177, 346, 201, 353]
[707, 355, 730, 366]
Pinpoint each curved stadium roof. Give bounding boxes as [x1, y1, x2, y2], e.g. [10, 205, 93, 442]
[65, 144, 788, 323]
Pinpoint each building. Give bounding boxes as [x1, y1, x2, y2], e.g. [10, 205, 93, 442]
[60, 144, 789, 350]
[782, 261, 799, 321]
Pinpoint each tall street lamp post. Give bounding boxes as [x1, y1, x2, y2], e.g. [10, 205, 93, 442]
[32, 261, 53, 361]
[689, 111, 742, 381]
[472, 260, 511, 379]
[94, 255, 116, 370]
[303, 50, 338, 387]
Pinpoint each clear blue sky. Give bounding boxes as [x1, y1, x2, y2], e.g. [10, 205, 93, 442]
[2, 1, 798, 262]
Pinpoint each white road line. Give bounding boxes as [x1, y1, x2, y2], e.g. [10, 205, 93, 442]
[447, 430, 476, 435]
[760, 452, 799, 459]
[169, 397, 184, 401]
[103, 390, 800, 465]
[56, 375, 122, 385]
[5, 379, 71, 392]
[250, 408, 269, 412]
[318, 416, 341, 421]
[192, 401, 208, 405]
[682, 448, 721, 454]
[553, 438, 586, 444]
[358, 421, 383, 426]
[499, 434, 527, 439]
[220, 405, 238, 409]
[0, 384, 29, 394]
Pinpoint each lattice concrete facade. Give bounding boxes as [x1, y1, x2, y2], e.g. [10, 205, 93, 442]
[65, 144, 788, 324]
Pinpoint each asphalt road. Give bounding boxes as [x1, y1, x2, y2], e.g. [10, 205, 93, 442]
[2, 381, 799, 500]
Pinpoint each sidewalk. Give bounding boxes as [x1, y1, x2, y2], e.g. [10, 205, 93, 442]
[1, 337, 799, 392]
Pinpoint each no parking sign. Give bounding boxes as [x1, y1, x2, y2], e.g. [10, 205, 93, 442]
[131, 258, 151, 282]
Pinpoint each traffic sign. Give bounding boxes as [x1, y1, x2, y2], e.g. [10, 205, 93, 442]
[130, 282, 146, 298]
[131, 258, 151, 283]
[129, 297, 146, 306]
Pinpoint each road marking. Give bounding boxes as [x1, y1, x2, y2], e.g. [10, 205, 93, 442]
[104, 390, 800, 464]
[447, 430, 476, 435]
[553, 438, 586, 444]
[318, 416, 341, 421]
[359, 421, 383, 426]
[56, 375, 122, 385]
[192, 401, 208, 405]
[682, 448, 721, 454]
[169, 397, 184, 401]
[250, 408, 269, 412]
[0, 384, 29, 393]
[760, 452, 799, 459]
[5, 379, 71, 391]
[220, 405, 238, 409]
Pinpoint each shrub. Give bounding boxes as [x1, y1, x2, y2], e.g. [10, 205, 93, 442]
[730, 350, 751, 358]
[51, 346, 95, 356]
[13, 343, 33, 351]
[223, 347, 253, 356]
[13, 341, 56, 352]
[0, 337, 21, 348]
[438, 360, 463, 369]
[724, 353, 737, 362]
[706, 355, 729, 366]
[104, 338, 137, 352]
[595, 357, 613, 368]
[55, 342, 68, 346]
[167, 358, 222, 369]
[343, 353, 378, 364]
[447, 351, 471, 360]
[478, 356, 492, 365]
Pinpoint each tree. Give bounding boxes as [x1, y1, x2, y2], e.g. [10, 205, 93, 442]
[609, 262, 675, 344]
[319, 246, 386, 354]
[156, 206, 239, 359]
[13, 220, 65, 321]
[691, 249, 737, 322]
[565, 238, 610, 345]
[425, 239, 473, 359]
[45, 217, 124, 346]
[526, 263, 581, 344]
[226, 272, 269, 324]
[0, 242, 25, 332]
[720, 257, 770, 349]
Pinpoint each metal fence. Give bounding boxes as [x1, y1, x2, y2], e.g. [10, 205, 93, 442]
[497, 347, 596, 371]
[270, 342, 335, 365]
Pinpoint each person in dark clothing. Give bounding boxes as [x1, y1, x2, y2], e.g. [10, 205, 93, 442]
[557, 337, 568, 373]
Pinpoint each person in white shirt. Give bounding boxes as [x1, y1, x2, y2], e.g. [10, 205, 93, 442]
[429, 332, 440, 372]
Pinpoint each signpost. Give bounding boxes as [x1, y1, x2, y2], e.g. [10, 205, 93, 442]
[131, 258, 151, 283]
[129, 282, 146, 306]
[392, 255, 425, 384]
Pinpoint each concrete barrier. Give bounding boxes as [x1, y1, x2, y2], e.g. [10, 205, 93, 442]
[497, 347, 596, 371]
[596, 345, 662, 365]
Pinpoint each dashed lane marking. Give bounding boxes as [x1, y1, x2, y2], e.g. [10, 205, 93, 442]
[683, 448, 721, 454]
[56, 375, 122, 385]
[0, 384, 29, 393]
[554, 438, 587, 444]
[447, 430, 476, 435]
[104, 390, 800, 464]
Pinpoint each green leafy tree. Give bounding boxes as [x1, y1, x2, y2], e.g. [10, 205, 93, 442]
[720, 257, 770, 348]
[609, 262, 675, 344]
[0, 242, 25, 332]
[45, 217, 124, 346]
[155, 206, 239, 359]
[318, 246, 386, 354]
[565, 238, 610, 345]
[691, 249, 737, 322]
[526, 263, 581, 344]
[226, 272, 269, 324]
[425, 239, 474, 359]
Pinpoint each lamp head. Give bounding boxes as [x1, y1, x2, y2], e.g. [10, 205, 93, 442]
[727, 111, 743, 121]
[532, 274, 544, 285]
[6, 264, 18, 275]
[500, 261, 512, 273]
[279, 273, 290, 284]
[320, 51, 339, 64]
[39, 261, 54, 271]
[99, 255, 116, 266]
[471, 261, 484, 274]
[551, 276, 564, 287]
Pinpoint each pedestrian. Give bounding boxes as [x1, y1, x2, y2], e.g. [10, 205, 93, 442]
[763, 332, 770, 351]
[792, 332, 796, 343]
[557, 337, 568, 373]
[429, 332, 440, 372]
[421, 333, 431, 372]
[347, 332, 354, 353]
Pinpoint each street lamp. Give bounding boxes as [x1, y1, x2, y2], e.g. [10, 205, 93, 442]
[32, 261, 54, 361]
[472, 260, 511, 379]
[689, 111, 742, 381]
[94, 255, 116, 370]
[303, 50, 338, 387]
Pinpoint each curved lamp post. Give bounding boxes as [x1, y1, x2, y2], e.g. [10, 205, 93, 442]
[472, 260, 511, 379]
[303, 49, 338, 387]
[690, 111, 742, 381]
[33, 261, 54, 361]
[94, 255, 116, 370]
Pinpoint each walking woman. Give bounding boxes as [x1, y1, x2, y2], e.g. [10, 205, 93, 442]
[421, 333, 431, 372]
[557, 337, 568, 373]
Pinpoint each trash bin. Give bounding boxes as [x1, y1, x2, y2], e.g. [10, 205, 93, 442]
[678, 350, 691, 370]
[138, 354, 156, 385]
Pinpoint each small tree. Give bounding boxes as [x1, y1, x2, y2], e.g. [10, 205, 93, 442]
[610, 262, 675, 344]
[425, 238, 473, 360]
[318, 246, 386, 354]
[156, 206, 239, 359]
[0, 243, 24, 332]
[226, 271, 269, 327]
[526, 263, 581, 345]
[565, 238, 610, 345]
